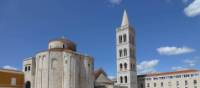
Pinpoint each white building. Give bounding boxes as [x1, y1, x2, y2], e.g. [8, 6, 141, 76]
[23, 38, 94, 88]
[116, 10, 138, 88]
[137, 69, 200, 88]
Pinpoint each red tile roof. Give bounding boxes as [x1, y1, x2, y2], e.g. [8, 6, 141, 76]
[94, 68, 107, 80]
[138, 69, 199, 77]
[0, 69, 23, 74]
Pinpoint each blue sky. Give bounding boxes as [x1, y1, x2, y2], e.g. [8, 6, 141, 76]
[0, 0, 200, 77]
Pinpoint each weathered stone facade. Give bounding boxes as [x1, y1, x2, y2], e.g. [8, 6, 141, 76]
[22, 10, 138, 88]
[116, 10, 137, 88]
[23, 38, 94, 88]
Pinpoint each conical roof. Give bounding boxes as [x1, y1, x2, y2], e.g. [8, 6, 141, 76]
[121, 10, 129, 26]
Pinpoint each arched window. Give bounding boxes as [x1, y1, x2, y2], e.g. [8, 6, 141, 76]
[123, 34, 127, 42]
[119, 35, 122, 43]
[63, 45, 65, 48]
[120, 76, 123, 83]
[125, 76, 127, 83]
[119, 49, 123, 57]
[124, 63, 127, 70]
[28, 66, 31, 71]
[130, 48, 134, 57]
[25, 66, 27, 71]
[120, 64, 123, 71]
[124, 48, 127, 56]
[25, 81, 31, 88]
[130, 63, 133, 70]
[129, 34, 134, 44]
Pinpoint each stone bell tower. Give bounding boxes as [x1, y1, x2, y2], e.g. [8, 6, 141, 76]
[116, 10, 137, 88]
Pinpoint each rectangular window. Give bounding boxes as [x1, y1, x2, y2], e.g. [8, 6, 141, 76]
[11, 78, 16, 86]
[161, 82, 164, 87]
[169, 76, 173, 79]
[154, 78, 158, 80]
[140, 84, 144, 88]
[185, 80, 188, 85]
[146, 78, 152, 81]
[154, 83, 156, 87]
[140, 84, 143, 88]
[168, 82, 171, 86]
[176, 75, 181, 78]
[147, 83, 150, 87]
[195, 73, 199, 77]
[194, 80, 197, 85]
[176, 81, 179, 86]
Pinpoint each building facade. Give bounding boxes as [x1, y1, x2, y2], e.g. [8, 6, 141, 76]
[0, 69, 24, 88]
[116, 10, 137, 88]
[23, 38, 94, 88]
[137, 69, 200, 88]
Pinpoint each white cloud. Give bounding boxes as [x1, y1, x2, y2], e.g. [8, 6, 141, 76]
[108, 75, 116, 80]
[184, 0, 200, 17]
[157, 46, 194, 55]
[171, 66, 189, 71]
[184, 59, 196, 67]
[172, 57, 200, 71]
[137, 59, 159, 74]
[108, 0, 122, 5]
[184, 57, 200, 67]
[3, 65, 17, 70]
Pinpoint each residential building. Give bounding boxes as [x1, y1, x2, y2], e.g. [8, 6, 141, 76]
[0, 69, 24, 88]
[137, 69, 200, 88]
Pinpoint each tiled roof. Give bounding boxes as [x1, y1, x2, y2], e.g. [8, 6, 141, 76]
[48, 38, 76, 46]
[138, 69, 199, 77]
[94, 68, 107, 80]
[0, 69, 24, 74]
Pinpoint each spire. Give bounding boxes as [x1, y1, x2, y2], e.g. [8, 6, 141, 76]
[121, 10, 129, 26]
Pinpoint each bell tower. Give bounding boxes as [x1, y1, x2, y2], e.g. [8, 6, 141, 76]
[116, 10, 137, 88]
